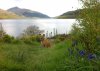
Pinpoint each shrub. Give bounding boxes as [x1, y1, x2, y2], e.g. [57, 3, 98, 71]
[3, 35, 14, 43]
[23, 25, 44, 36]
[12, 39, 22, 44]
[54, 38, 61, 43]
[70, 0, 100, 53]
[69, 0, 100, 70]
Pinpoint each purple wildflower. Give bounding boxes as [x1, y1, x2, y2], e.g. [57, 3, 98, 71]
[88, 53, 96, 60]
[79, 50, 85, 56]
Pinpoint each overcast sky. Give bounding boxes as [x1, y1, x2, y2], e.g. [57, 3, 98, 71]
[0, 0, 81, 17]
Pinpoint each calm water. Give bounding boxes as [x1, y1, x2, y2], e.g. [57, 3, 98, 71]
[0, 19, 76, 37]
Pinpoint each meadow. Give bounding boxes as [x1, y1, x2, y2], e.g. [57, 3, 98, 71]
[0, 38, 99, 71]
[0, 40, 69, 71]
[0, 0, 100, 71]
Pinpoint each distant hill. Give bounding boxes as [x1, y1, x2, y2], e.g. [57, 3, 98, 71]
[0, 9, 23, 19]
[7, 7, 50, 18]
[57, 9, 82, 19]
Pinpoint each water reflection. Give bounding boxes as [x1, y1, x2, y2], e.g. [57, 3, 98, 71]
[0, 19, 75, 37]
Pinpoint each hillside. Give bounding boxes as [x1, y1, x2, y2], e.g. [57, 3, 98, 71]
[8, 7, 50, 18]
[57, 9, 82, 19]
[0, 9, 24, 19]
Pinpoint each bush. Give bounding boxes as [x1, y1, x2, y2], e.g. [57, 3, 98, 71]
[35, 35, 43, 42]
[21, 37, 33, 44]
[54, 38, 61, 43]
[20, 35, 41, 45]
[69, 0, 100, 70]
[70, 0, 100, 53]
[53, 34, 67, 43]
[3, 35, 14, 43]
[12, 39, 22, 44]
[23, 25, 44, 36]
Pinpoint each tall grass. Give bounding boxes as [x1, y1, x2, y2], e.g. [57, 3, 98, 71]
[0, 40, 99, 71]
[0, 41, 69, 71]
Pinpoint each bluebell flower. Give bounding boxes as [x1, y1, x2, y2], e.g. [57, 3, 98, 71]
[88, 53, 96, 60]
[79, 50, 85, 56]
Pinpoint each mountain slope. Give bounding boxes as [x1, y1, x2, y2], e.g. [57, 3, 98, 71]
[7, 7, 50, 18]
[0, 9, 24, 19]
[57, 9, 82, 19]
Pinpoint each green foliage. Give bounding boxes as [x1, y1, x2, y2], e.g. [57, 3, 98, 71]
[71, 0, 100, 53]
[20, 35, 42, 45]
[69, 1, 100, 71]
[0, 41, 68, 71]
[35, 35, 43, 42]
[54, 38, 61, 43]
[23, 39, 33, 44]
[20, 25, 44, 44]
[0, 33, 22, 44]
[70, 24, 82, 40]
[12, 39, 22, 44]
[3, 35, 14, 43]
[0, 40, 99, 71]
[53, 34, 68, 43]
[0, 28, 6, 42]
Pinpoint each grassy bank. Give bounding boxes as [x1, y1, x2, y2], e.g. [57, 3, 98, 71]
[0, 41, 70, 71]
[0, 40, 99, 71]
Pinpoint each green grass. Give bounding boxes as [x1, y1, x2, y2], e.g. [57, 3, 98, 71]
[0, 40, 99, 71]
[0, 41, 69, 71]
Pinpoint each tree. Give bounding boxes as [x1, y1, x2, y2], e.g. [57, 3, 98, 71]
[23, 25, 44, 36]
[71, 0, 100, 53]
